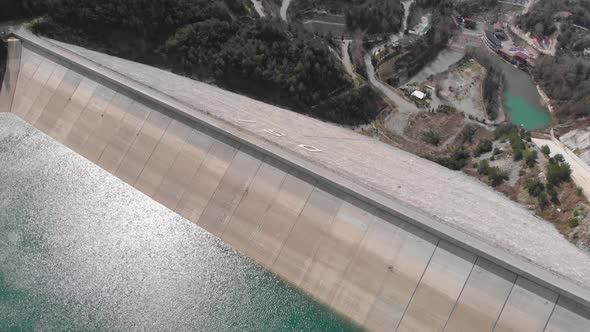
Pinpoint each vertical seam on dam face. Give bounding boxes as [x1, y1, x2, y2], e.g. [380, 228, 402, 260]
[0, 39, 22, 113]
[6, 40, 590, 331]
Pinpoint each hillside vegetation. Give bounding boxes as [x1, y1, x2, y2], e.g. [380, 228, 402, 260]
[288, 0, 404, 34]
[517, 0, 590, 37]
[6, 0, 382, 125]
[380, 0, 456, 85]
[515, 0, 590, 122]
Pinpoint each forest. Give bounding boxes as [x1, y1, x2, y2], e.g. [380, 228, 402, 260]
[384, 0, 456, 85]
[286, 0, 404, 34]
[533, 55, 590, 121]
[513, 0, 590, 121]
[345, 0, 404, 34]
[517, 0, 590, 38]
[2, 0, 387, 125]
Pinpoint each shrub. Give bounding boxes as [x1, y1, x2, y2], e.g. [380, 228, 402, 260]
[524, 150, 538, 168]
[429, 149, 471, 171]
[488, 166, 509, 187]
[547, 185, 559, 205]
[547, 161, 572, 185]
[494, 124, 518, 140]
[577, 186, 584, 197]
[478, 160, 490, 175]
[525, 178, 545, 197]
[538, 192, 549, 209]
[513, 148, 523, 161]
[493, 147, 502, 155]
[569, 218, 579, 228]
[422, 130, 441, 146]
[541, 145, 551, 156]
[460, 125, 477, 144]
[474, 140, 493, 156]
[554, 154, 565, 163]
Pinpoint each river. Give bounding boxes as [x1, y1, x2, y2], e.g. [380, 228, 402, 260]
[0, 113, 358, 331]
[405, 47, 552, 131]
[481, 53, 551, 130]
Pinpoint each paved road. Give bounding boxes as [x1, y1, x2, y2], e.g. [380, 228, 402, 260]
[362, 0, 418, 135]
[340, 40, 356, 80]
[364, 51, 417, 113]
[251, 0, 265, 17]
[363, 0, 417, 112]
[280, 0, 292, 22]
[302, 20, 345, 26]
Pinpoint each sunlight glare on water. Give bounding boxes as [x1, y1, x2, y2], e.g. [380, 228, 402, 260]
[0, 113, 359, 332]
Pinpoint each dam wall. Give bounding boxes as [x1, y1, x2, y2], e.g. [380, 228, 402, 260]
[0, 38, 21, 112]
[3, 33, 590, 331]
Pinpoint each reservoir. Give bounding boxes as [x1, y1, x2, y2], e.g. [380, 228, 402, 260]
[0, 113, 359, 331]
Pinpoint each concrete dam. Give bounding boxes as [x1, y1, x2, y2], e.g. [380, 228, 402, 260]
[2, 31, 590, 331]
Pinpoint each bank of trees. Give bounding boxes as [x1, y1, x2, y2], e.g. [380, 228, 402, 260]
[288, 0, 405, 35]
[160, 19, 351, 110]
[517, 0, 590, 38]
[383, 0, 455, 85]
[0, 0, 29, 21]
[532, 55, 590, 121]
[19, 0, 383, 124]
[482, 66, 504, 121]
[513, 0, 590, 122]
[345, 0, 404, 34]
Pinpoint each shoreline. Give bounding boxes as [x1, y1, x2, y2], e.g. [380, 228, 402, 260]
[536, 83, 554, 113]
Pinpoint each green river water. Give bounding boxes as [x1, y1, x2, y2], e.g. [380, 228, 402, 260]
[0, 113, 359, 331]
[487, 52, 552, 131]
[409, 49, 553, 131]
[504, 91, 552, 131]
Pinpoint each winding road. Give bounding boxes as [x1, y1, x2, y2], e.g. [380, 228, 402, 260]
[340, 40, 357, 80]
[364, 0, 418, 114]
[251, 0, 266, 18]
[280, 0, 292, 22]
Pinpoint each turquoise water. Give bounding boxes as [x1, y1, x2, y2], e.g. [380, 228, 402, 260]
[504, 91, 552, 131]
[0, 113, 360, 331]
[487, 54, 553, 131]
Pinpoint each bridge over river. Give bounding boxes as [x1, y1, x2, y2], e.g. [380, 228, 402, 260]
[2, 30, 590, 331]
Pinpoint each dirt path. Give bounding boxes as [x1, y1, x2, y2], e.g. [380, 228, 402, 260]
[340, 40, 356, 80]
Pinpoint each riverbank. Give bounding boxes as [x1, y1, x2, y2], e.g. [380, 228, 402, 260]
[479, 45, 552, 130]
[536, 84, 555, 113]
